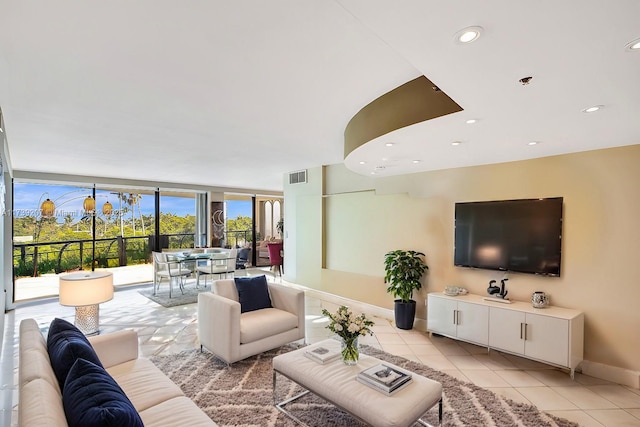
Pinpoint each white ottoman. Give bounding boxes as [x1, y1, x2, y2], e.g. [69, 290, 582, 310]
[273, 340, 442, 427]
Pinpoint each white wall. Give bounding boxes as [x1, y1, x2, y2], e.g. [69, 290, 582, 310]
[283, 167, 324, 286]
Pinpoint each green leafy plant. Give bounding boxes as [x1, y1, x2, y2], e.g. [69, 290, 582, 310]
[276, 218, 284, 236]
[384, 250, 428, 303]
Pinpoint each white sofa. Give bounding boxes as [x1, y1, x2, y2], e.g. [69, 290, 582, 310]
[198, 278, 305, 364]
[18, 318, 216, 427]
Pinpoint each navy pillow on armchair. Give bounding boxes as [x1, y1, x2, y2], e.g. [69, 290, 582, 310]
[234, 275, 272, 313]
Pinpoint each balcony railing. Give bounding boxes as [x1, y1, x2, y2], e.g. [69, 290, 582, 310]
[13, 233, 195, 278]
[13, 229, 263, 279]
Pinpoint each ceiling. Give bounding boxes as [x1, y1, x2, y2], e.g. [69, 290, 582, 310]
[1, 1, 638, 192]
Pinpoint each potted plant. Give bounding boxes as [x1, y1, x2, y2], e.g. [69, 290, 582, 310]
[276, 218, 284, 238]
[384, 250, 428, 330]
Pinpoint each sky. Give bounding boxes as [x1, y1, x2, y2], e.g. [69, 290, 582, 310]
[13, 183, 252, 220]
[226, 200, 252, 219]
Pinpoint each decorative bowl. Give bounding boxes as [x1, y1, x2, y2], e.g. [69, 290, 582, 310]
[531, 291, 549, 308]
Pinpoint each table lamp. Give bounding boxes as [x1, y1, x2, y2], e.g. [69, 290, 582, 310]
[59, 271, 114, 335]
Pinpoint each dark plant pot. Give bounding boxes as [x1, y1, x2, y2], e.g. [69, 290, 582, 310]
[394, 299, 416, 330]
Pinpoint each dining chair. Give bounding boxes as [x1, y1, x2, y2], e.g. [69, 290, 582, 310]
[152, 251, 191, 297]
[267, 242, 283, 277]
[236, 247, 251, 269]
[196, 248, 237, 287]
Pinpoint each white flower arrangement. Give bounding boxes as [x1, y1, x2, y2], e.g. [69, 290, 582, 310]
[322, 305, 374, 342]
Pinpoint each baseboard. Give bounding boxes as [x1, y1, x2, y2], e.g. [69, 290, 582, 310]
[303, 288, 395, 320]
[413, 318, 427, 332]
[289, 285, 430, 332]
[580, 360, 640, 389]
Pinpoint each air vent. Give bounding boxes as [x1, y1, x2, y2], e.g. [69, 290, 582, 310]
[288, 170, 307, 185]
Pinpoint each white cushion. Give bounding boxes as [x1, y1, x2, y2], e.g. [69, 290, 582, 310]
[240, 308, 298, 344]
[107, 358, 184, 412]
[138, 396, 216, 427]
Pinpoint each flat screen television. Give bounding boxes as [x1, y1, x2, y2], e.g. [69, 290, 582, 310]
[454, 197, 563, 276]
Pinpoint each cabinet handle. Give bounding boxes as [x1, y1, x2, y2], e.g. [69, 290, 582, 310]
[520, 323, 529, 340]
[453, 310, 457, 325]
[456, 310, 459, 325]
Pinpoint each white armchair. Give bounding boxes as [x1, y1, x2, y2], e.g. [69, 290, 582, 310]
[197, 278, 305, 364]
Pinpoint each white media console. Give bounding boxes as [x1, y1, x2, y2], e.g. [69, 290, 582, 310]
[427, 292, 584, 378]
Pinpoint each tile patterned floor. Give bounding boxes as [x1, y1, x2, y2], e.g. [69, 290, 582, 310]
[4, 276, 640, 427]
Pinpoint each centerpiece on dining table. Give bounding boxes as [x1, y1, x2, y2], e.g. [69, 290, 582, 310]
[321, 305, 374, 365]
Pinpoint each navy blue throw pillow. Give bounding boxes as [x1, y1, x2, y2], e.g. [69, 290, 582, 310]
[47, 318, 103, 391]
[234, 275, 272, 313]
[63, 358, 144, 427]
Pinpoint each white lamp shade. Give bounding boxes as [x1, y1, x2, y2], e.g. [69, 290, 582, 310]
[59, 272, 114, 306]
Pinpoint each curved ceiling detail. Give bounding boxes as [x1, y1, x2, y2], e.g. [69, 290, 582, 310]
[344, 76, 462, 159]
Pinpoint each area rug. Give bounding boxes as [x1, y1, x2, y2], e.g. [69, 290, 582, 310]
[138, 283, 210, 308]
[150, 344, 579, 427]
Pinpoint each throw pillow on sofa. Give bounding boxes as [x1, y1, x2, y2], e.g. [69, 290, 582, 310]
[47, 318, 103, 391]
[63, 358, 143, 427]
[234, 275, 272, 313]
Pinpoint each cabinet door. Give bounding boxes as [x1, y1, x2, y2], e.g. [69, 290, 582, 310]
[456, 301, 489, 345]
[524, 313, 569, 367]
[427, 296, 457, 337]
[489, 307, 525, 354]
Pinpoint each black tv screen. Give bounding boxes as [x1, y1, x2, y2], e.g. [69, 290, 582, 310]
[454, 197, 563, 276]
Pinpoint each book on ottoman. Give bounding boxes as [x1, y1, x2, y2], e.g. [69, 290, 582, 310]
[357, 364, 413, 395]
[304, 343, 341, 364]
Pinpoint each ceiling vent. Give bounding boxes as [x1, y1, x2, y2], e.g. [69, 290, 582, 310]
[288, 170, 307, 185]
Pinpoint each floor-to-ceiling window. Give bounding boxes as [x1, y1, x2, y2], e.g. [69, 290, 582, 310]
[225, 195, 253, 268]
[13, 183, 96, 290]
[159, 191, 196, 249]
[12, 182, 197, 302]
[225, 196, 253, 248]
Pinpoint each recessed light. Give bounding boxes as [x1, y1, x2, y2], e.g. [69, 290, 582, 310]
[454, 26, 483, 44]
[465, 119, 477, 124]
[385, 142, 394, 147]
[359, 161, 366, 165]
[625, 38, 640, 52]
[412, 160, 421, 164]
[528, 141, 539, 146]
[370, 172, 376, 175]
[381, 158, 388, 161]
[582, 105, 603, 113]
[451, 141, 462, 146]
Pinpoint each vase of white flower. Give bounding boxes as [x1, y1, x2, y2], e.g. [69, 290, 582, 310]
[340, 336, 359, 365]
[322, 305, 374, 365]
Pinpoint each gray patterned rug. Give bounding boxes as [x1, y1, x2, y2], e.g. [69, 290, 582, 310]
[150, 344, 579, 427]
[138, 283, 209, 307]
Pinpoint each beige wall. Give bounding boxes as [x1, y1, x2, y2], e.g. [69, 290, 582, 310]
[285, 144, 640, 374]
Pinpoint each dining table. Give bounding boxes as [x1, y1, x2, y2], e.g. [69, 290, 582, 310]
[172, 251, 236, 287]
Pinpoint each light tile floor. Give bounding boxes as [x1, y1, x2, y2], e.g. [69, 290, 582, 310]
[4, 276, 640, 427]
